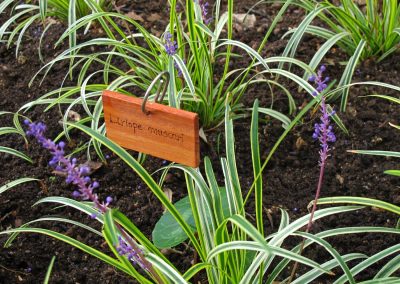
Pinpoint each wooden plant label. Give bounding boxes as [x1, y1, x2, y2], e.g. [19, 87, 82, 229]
[102, 90, 200, 167]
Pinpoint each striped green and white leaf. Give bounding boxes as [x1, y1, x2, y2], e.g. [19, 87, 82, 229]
[0, 146, 32, 163]
[0, 177, 38, 195]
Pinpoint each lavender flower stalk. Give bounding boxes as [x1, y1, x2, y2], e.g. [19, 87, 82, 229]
[164, 32, 185, 77]
[307, 65, 336, 232]
[24, 120, 111, 214]
[24, 121, 162, 283]
[198, 0, 212, 24]
[289, 65, 335, 281]
[164, 32, 177, 56]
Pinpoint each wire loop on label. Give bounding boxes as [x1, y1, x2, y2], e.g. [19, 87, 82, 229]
[142, 71, 170, 115]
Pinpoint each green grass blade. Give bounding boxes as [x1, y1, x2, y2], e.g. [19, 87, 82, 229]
[384, 170, 400, 176]
[43, 256, 56, 284]
[0, 146, 32, 163]
[358, 278, 400, 284]
[339, 40, 366, 111]
[68, 0, 76, 53]
[304, 31, 350, 81]
[0, 228, 130, 275]
[316, 196, 400, 215]
[0, 126, 23, 136]
[39, 0, 47, 22]
[182, 263, 210, 281]
[293, 231, 355, 284]
[34, 196, 103, 220]
[250, 100, 263, 234]
[334, 244, 400, 284]
[208, 241, 330, 276]
[5, 216, 102, 248]
[0, 177, 38, 195]
[218, 40, 269, 71]
[280, 5, 327, 69]
[367, 94, 400, 104]
[374, 254, 400, 278]
[348, 149, 400, 158]
[225, 106, 243, 213]
[147, 254, 186, 284]
[292, 253, 366, 284]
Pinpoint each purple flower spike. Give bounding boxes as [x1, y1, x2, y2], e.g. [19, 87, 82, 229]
[174, 59, 186, 77]
[305, 65, 335, 235]
[198, 0, 212, 24]
[24, 121, 158, 279]
[164, 32, 178, 56]
[310, 65, 335, 164]
[116, 236, 146, 270]
[24, 121, 110, 214]
[310, 65, 330, 98]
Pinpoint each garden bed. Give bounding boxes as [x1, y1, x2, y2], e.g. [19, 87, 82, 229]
[1, 0, 399, 283]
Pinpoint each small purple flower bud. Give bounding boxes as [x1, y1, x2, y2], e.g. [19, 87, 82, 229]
[79, 166, 90, 175]
[106, 196, 113, 204]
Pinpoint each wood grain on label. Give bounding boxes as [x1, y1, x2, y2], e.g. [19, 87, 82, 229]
[102, 90, 200, 167]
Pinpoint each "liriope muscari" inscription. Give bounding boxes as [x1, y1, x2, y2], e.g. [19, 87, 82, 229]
[109, 114, 184, 143]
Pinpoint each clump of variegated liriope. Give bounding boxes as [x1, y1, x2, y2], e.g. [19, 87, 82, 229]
[3, 103, 400, 283]
[283, 0, 400, 61]
[23, 0, 319, 144]
[267, 0, 400, 113]
[0, 0, 110, 57]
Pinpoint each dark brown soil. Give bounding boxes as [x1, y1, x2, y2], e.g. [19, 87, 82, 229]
[1, 1, 399, 283]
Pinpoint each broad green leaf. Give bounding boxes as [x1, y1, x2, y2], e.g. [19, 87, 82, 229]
[152, 196, 196, 248]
